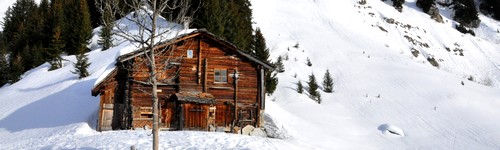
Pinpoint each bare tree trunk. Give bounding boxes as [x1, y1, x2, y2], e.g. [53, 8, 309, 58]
[150, 1, 159, 149]
[95, 0, 198, 149]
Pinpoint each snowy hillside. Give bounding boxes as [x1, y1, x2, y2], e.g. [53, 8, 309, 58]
[253, 0, 500, 149]
[1, 0, 500, 149]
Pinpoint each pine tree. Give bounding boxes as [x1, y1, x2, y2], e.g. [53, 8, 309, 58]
[252, 28, 278, 95]
[2, 0, 38, 71]
[72, 53, 91, 79]
[453, 0, 480, 28]
[192, 0, 254, 51]
[297, 80, 303, 94]
[86, 0, 102, 28]
[416, 0, 434, 13]
[275, 56, 285, 73]
[10, 55, 24, 82]
[307, 72, 320, 102]
[265, 72, 278, 95]
[48, 26, 65, 70]
[98, 1, 114, 51]
[480, 0, 500, 20]
[393, 0, 405, 12]
[322, 69, 334, 93]
[193, 0, 228, 37]
[63, 0, 92, 55]
[0, 33, 8, 86]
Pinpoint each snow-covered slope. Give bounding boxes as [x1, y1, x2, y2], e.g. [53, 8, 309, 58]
[1, 0, 500, 149]
[253, 0, 500, 149]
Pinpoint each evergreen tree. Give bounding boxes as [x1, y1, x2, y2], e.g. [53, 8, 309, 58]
[48, 26, 65, 70]
[192, 0, 254, 51]
[10, 55, 24, 82]
[393, 0, 405, 12]
[98, 1, 115, 51]
[322, 69, 334, 93]
[2, 0, 38, 60]
[416, 0, 434, 13]
[252, 28, 278, 95]
[453, 0, 480, 28]
[0, 33, 8, 86]
[480, 0, 500, 20]
[307, 72, 320, 103]
[86, 0, 102, 28]
[297, 80, 303, 94]
[306, 57, 312, 66]
[193, 0, 228, 37]
[63, 0, 92, 55]
[265, 72, 278, 95]
[72, 53, 91, 79]
[275, 56, 285, 73]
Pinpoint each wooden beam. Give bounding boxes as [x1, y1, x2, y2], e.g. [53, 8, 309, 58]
[233, 69, 239, 128]
[203, 58, 208, 92]
[197, 38, 202, 84]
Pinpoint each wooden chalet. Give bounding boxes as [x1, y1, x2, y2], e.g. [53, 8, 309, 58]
[91, 30, 273, 132]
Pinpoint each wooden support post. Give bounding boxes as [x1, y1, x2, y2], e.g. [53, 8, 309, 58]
[233, 69, 239, 129]
[260, 68, 265, 110]
[197, 38, 202, 84]
[203, 59, 208, 92]
[259, 67, 266, 127]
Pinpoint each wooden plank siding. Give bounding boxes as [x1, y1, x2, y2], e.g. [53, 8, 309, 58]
[92, 31, 269, 132]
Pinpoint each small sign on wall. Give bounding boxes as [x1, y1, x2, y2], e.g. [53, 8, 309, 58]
[187, 50, 193, 58]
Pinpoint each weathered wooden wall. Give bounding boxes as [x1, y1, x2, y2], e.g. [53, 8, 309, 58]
[97, 33, 263, 131]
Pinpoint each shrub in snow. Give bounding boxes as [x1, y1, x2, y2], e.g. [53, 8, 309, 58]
[297, 80, 303, 94]
[427, 57, 439, 68]
[306, 57, 312, 67]
[275, 56, 285, 73]
[322, 69, 334, 93]
[293, 42, 299, 48]
[455, 24, 475, 36]
[417, 0, 444, 23]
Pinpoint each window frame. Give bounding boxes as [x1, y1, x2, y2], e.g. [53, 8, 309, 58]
[214, 69, 228, 83]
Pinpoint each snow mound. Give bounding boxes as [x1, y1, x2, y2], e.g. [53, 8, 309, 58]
[378, 124, 405, 137]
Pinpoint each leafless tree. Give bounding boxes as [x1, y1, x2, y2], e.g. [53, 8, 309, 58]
[96, 0, 195, 149]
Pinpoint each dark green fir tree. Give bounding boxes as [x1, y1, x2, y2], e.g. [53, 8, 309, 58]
[322, 69, 334, 93]
[73, 53, 91, 79]
[308, 72, 320, 103]
[297, 80, 303, 94]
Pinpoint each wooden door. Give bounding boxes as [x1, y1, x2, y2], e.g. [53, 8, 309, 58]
[183, 104, 208, 130]
[161, 102, 176, 129]
[101, 108, 113, 131]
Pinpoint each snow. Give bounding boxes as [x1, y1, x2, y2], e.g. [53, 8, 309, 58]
[1, 0, 500, 149]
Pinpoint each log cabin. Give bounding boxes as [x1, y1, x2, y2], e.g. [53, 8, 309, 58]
[91, 29, 273, 132]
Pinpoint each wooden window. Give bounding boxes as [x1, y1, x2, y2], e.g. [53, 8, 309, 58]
[214, 69, 227, 83]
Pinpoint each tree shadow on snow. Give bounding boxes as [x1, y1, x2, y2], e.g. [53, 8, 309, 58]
[0, 79, 99, 132]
